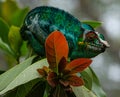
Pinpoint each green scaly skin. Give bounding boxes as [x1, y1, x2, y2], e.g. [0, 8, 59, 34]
[20, 6, 109, 59]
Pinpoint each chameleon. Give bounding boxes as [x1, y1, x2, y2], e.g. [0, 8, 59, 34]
[20, 6, 110, 59]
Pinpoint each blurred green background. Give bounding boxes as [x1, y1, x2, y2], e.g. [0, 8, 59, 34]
[0, 0, 120, 97]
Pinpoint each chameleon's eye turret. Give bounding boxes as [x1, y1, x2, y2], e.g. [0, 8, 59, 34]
[85, 31, 98, 42]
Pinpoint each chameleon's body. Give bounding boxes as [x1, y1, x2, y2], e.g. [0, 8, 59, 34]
[20, 6, 109, 59]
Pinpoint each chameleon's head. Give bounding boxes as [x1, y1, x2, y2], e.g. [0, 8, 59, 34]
[74, 24, 110, 58]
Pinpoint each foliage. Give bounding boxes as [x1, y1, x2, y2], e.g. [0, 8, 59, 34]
[37, 31, 93, 96]
[82, 20, 102, 29]
[0, 0, 29, 67]
[0, 0, 106, 97]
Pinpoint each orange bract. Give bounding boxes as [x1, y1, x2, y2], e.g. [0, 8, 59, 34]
[45, 30, 69, 72]
[67, 75, 84, 86]
[37, 66, 50, 77]
[65, 58, 92, 74]
[37, 31, 93, 88]
[47, 72, 58, 87]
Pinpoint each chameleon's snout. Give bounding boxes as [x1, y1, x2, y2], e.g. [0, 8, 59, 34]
[95, 32, 110, 47]
[100, 39, 110, 48]
[101, 40, 110, 52]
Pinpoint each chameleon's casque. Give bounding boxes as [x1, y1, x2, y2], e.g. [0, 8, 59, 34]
[20, 6, 109, 59]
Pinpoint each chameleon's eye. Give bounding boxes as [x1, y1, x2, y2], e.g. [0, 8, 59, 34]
[85, 31, 97, 41]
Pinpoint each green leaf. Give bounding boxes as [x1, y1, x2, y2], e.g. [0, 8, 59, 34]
[0, 38, 15, 56]
[72, 86, 97, 97]
[0, 18, 9, 44]
[0, 3, 2, 17]
[82, 20, 102, 28]
[26, 81, 46, 97]
[81, 68, 93, 90]
[81, 67, 106, 97]
[90, 67, 106, 97]
[0, 0, 29, 26]
[1, 0, 19, 24]
[11, 7, 29, 26]
[2, 79, 40, 97]
[20, 41, 28, 56]
[0, 56, 35, 91]
[0, 58, 48, 95]
[8, 26, 22, 56]
[53, 85, 67, 97]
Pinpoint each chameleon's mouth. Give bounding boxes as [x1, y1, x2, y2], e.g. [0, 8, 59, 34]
[86, 38, 110, 53]
[76, 41, 108, 58]
[78, 39, 109, 53]
[87, 43, 106, 52]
